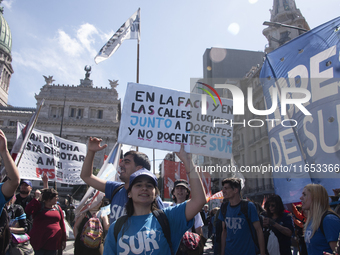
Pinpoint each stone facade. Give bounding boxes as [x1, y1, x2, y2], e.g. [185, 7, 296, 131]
[0, 73, 120, 196]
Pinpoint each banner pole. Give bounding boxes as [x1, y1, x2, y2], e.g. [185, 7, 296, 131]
[136, 39, 140, 152]
[15, 100, 44, 168]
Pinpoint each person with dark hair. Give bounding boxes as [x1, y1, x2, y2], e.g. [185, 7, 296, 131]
[73, 198, 109, 255]
[171, 179, 204, 255]
[218, 178, 265, 255]
[103, 144, 207, 255]
[14, 179, 35, 234]
[25, 187, 66, 255]
[171, 179, 203, 235]
[262, 194, 294, 255]
[200, 204, 210, 239]
[5, 196, 34, 255]
[80, 137, 164, 224]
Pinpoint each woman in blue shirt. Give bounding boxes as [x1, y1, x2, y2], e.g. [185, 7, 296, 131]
[103, 144, 207, 255]
[300, 184, 340, 255]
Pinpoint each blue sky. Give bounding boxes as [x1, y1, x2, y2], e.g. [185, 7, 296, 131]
[3, 0, 340, 171]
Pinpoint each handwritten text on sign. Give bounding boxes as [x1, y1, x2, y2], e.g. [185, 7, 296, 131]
[118, 83, 233, 158]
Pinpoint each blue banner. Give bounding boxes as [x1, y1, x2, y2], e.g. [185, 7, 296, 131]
[260, 16, 340, 203]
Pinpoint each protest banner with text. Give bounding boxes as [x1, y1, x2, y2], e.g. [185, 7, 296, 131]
[118, 83, 233, 158]
[16, 122, 86, 185]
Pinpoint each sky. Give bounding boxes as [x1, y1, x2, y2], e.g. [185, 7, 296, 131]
[3, 0, 340, 173]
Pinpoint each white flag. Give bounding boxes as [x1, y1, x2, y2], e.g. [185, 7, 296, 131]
[94, 8, 140, 64]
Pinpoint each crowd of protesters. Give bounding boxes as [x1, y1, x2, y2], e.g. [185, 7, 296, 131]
[0, 131, 340, 255]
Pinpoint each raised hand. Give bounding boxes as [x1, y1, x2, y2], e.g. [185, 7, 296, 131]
[87, 137, 108, 153]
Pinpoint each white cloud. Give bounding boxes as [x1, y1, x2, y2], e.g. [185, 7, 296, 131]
[58, 29, 83, 57]
[76, 23, 99, 55]
[12, 23, 111, 90]
[248, 0, 258, 4]
[2, 0, 13, 10]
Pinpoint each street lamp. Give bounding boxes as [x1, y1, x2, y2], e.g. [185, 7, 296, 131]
[263, 21, 308, 32]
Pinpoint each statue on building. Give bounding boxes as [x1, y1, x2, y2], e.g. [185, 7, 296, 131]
[108, 79, 119, 89]
[84, 65, 91, 80]
[43, 75, 55, 85]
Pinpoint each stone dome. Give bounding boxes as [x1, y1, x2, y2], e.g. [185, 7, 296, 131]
[0, 13, 11, 54]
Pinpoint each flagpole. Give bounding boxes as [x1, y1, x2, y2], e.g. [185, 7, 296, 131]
[15, 100, 44, 167]
[136, 41, 140, 84]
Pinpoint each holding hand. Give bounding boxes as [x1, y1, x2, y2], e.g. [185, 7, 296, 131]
[0, 129, 8, 154]
[175, 144, 192, 173]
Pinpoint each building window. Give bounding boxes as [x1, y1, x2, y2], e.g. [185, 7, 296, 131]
[9, 121, 16, 126]
[51, 107, 57, 117]
[0, 120, 3, 126]
[70, 108, 76, 117]
[90, 108, 103, 119]
[98, 110, 103, 119]
[50, 106, 64, 118]
[61, 184, 68, 187]
[77, 109, 83, 118]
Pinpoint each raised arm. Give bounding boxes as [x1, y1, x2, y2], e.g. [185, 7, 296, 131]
[0, 130, 20, 199]
[80, 137, 108, 193]
[175, 144, 206, 222]
[42, 172, 49, 189]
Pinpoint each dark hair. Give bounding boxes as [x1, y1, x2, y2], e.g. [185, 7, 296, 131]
[41, 188, 58, 202]
[264, 194, 285, 218]
[222, 178, 241, 194]
[124, 151, 151, 170]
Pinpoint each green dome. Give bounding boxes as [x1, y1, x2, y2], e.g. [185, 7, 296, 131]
[0, 13, 11, 54]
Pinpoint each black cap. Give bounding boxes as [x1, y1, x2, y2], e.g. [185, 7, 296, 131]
[171, 179, 190, 195]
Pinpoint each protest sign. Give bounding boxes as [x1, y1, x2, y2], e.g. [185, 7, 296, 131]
[16, 122, 86, 185]
[118, 83, 233, 158]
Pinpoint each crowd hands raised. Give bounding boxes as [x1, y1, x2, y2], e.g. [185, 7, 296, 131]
[0, 132, 340, 255]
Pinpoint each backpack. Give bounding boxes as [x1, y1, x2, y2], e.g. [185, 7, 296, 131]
[114, 210, 174, 255]
[320, 210, 340, 236]
[177, 231, 206, 255]
[221, 199, 263, 253]
[80, 211, 104, 249]
[0, 209, 10, 254]
[110, 184, 124, 202]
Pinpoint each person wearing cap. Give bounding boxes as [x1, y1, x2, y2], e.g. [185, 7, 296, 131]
[15, 173, 48, 233]
[0, 130, 20, 213]
[103, 144, 207, 255]
[171, 179, 204, 235]
[80, 137, 164, 224]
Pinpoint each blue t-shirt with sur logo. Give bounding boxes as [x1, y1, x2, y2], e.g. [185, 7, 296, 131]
[304, 213, 340, 255]
[103, 202, 193, 255]
[218, 201, 259, 255]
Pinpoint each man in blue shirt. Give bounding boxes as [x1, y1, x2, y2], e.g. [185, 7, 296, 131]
[0, 130, 20, 213]
[218, 178, 265, 255]
[80, 137, 163, 224]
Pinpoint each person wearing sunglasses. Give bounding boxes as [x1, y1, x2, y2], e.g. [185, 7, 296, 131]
[262, 194, 294, 255]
